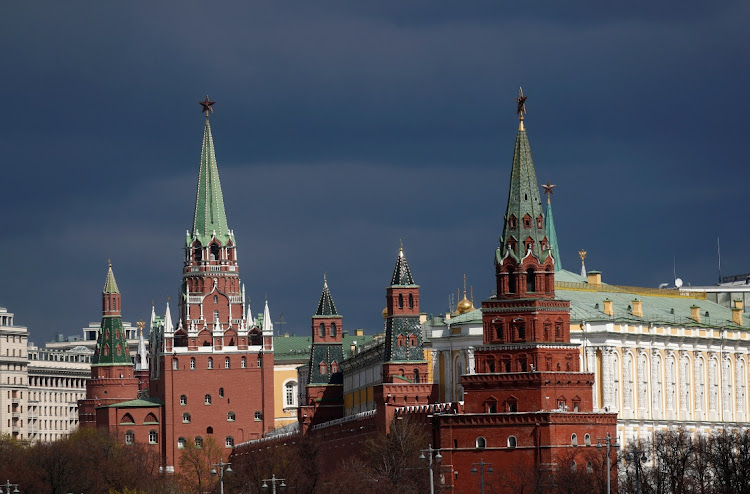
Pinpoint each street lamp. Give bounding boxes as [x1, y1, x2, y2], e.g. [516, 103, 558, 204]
[210, 458, 233, 494]
[597, 433, 620, 494]
[419, 444, 443, 494]
[471, 459, 493, 494]
[0, 480, 20, 494]
[261, 474, 286, 494]
[625, 449, 648, 494]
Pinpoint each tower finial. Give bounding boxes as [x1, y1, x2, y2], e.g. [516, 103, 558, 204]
[199, 95, 215, 117]
[516, 87, 527, 130]
[542, 181, 556, 205]
[323, 272, 328, 287]
[463, 274, 467, 297]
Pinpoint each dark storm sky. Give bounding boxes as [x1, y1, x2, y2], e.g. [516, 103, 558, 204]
[2, 2, 749, 343]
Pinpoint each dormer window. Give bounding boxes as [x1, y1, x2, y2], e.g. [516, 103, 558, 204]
[523, 215, 532, 229]
[536, 215, 543, 229]
[508, 215, 517, 229]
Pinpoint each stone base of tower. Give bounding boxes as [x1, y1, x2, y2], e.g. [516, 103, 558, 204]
[135, 369, 150, 393]
[373, 382, 438, 432]
[299, 384, 344, 433]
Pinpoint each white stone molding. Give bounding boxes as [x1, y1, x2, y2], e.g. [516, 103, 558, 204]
[666, 352, 676, 419]
[679, 351, 690, 419]
[709, 356, 718, 420]
[637, 351, 648, 418]
[694, 356, 704, 420]
[623, 352, 633, 414]
[587, 347, 597, 408]
[467, 346, 475, 374]
[651, 350, 661, 418]
[722, 356, 732, 416]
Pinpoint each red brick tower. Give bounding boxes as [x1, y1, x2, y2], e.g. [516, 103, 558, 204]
[435, 91, 617, 492]
[149, 101, 274, 473]
[79, 262, 139, 426]
[299, 275, 345, 431]
[374, 247, 436, 430]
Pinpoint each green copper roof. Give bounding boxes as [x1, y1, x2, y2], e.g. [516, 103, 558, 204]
[315, 276, 338, 316]
[391, 249, 416, 286]
[273, 333, 378, 362]
[499, 122, 548, 263]
[104, 397, 164, 408]
[103, 263, 119, 294]
[191, 117, 233, 246]
[545, 199, 562, 271]
[93, 313, 131, 366]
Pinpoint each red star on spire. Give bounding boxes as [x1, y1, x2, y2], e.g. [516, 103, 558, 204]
[199, 95, 215, 116]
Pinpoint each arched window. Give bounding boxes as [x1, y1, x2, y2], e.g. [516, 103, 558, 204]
[206, 426, 213, 435]
[319, 323, 325, 338]
[241, 357, 247, 368]
[254, 411, 262, 421]
[210, 244, 220, 261]
[227, 411, 235, 422]
[195, 437, 203, 448]
[319, 361, 327, 375]
[213, 310, 219, 322]
[507, 267, 516, 293]
[285, 381, 297, 408]
[125, 430, 134, 445]
[120, 413, 135, 425]
[413, 369, 420, 383]
[331, 361, 339, 374]
[398, 294, 404, 308]
[586, 461, 594, 474]
[149, 430, 158, 444]
[219, 387, 224, 398]
[397, 334, 405, 347]
[409, 334, 417, 346]
[183, 413, 191, 423]
[570, 461, 577, 472]
[526, 268, 535, 293]
[584, 433, 591, 446]
[214, 295, 218, 304]
[144, 413, 159, 424]
[180, 395, 187, 406]
[208, 358, 213, 369]
[190, 358, 196, 370]
[571, 433, 578, 446]
[173, 358, 179, 370]
[205, 394, 212, 405]
[177, 437, 186, 449]
[507, 436, 517, 448]
[225, 436, 234, 448]
[409, 294, 414, 309]
[476, 437, 486, 449]
[194, 243, 202, 262]
[225, 357, 230, 369]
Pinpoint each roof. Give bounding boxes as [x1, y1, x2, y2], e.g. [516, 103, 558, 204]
[103, 262, 119, 294]
[273, 333, 378, 363]
[104, 397, 164, 408]
[391, 248, 416, 286]
[190, 117, 233, 247]
[545, 199, 562, 271]
[315, 276, 338, 316]
[498, 120, 549, 264]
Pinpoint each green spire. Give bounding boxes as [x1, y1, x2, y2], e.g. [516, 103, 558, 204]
[391, 247, 416, 286]
[545, 196, 562, 271]
[103, 261, 119, 293]
[498, 93, 548, 264]
[315, 275, 338, 316]
[191, 117, 232, 246]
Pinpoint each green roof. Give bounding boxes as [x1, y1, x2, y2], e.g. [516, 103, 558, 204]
[498, 119, 549, 264]
[190, 117, 233, 247]
[315, 276, 338, 316]
[103, 263, 119, 294]
[273, 333, 378, 362]
[104, 397, 164, 408]
[391, 248, 416, 286]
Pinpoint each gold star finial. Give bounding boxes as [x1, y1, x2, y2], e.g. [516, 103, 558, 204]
[516, 87, 527, 123]
[578, 249, 587, 264]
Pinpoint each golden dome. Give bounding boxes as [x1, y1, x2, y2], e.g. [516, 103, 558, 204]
[456, 296, 474, 314]
[382, 307, 388, 319]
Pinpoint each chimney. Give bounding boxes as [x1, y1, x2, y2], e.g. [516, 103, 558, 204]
[732, 307, 743, 326]
[632, 299, 643, 318]
[733, 299, 744, 311]
[690, 305, 701, 323]
[603, 299, 614, 317]
[355, 329, 364, 337]
[587, 270, 602, 285]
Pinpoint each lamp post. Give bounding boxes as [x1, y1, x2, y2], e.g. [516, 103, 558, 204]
[0, 480, 20, 494]
[419, 444, 442, 494]
[261, 474, 286, 494]
[625, 448, 648, 494]
[471, 459, 493, 494]
[210, 458, 232, 494]
[597, 433, 620, 494]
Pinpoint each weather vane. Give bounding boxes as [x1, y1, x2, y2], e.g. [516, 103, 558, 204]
[516, 87, 527, 120]
[578, 249, 587, 262]
[542, 181, 556, 204]
[199, 95, 215, 117]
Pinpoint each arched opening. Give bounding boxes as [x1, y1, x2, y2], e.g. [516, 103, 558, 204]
[476, 437, 487, 449]
[408, 294, 414, 309]
[319, 323, 325, 338]
[319, 361, 327, 375]
[507, 267, 516, 293]
[330, 322, 337, 337]
[526, 267, 535, 293]
[193, 242, 203, 262]
[571, 433, 578, 446]
[413, 369, 420, 383]
[398, 294, 404, 309]
[507, 436, 517, 448]
[206, 426, 213, 435]
[210, 244, 220, 261]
